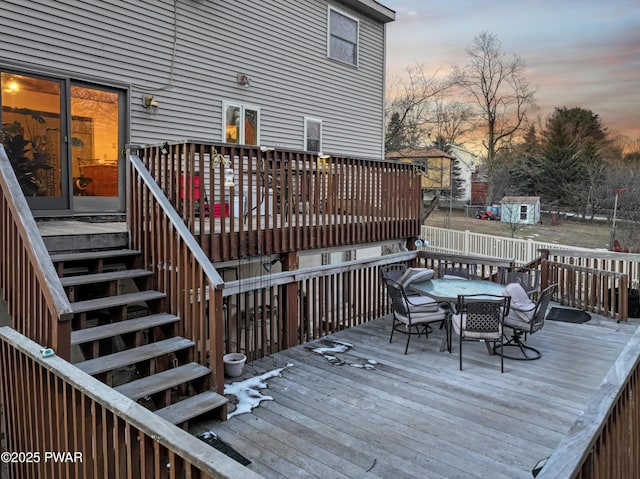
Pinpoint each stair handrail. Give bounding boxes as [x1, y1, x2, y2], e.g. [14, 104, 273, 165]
[128, 153, 225, 288]
[0, 145, 73, 350]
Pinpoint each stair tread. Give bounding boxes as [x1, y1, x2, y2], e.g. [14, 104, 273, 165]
[71, 313, 179, 345]
[50, 248, 141, 263]
[70, 290, 165, 313]
[155, 390, 228, 425]
[61, 268, 152, 286]
[75, 337, 194, 375]
[114, 363, 210, 400]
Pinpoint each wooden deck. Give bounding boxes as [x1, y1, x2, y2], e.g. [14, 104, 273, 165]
[196, 311, 639, 479]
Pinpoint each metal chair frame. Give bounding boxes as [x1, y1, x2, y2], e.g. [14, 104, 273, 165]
[495, 283, 558, 361]
[452, 294, 510, 373]
[386, 279, 448, 354]
[503, 269, 540, 297]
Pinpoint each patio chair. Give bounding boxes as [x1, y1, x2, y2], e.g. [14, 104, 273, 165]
[495, 283, 557, 360]
[438, 264, 477, 280]
[503, 269, 540, 297]
[379, 263, 408, 285]
[450, 294, 510, 372]
[386, 279, 448, 354]
[381, 264, 435, 296]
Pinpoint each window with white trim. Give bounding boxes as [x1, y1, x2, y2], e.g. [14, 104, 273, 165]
[304, 117, 322, 152]
[328, 7, 358, 66]
[223, 102, 259, 145]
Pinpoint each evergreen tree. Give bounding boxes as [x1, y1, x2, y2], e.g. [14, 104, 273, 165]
[539, 107, 608, 211]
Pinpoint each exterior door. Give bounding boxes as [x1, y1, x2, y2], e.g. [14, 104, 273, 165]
[70, 84, 125, 213]
[1, 72, 125, 214]
[1, 72, 69, 210]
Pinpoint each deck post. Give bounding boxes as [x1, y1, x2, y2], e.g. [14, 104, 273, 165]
[282, 252, 299, 348]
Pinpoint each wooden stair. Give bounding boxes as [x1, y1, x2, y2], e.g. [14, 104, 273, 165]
[51, 246, 228, 426]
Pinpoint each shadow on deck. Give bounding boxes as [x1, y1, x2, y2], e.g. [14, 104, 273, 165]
[196, 309, 639, 479]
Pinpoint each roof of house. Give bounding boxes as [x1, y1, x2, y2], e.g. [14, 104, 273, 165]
[500, 196, 540, 204]
[386, 147, 454, 160]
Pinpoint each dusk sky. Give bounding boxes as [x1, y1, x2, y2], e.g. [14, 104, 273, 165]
[383, 0, 640, 143]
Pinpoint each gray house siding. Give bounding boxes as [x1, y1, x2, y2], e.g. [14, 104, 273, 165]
[1, 0, 392, 159]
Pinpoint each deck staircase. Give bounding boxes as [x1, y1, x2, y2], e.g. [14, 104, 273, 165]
[45, 225, 227, 426]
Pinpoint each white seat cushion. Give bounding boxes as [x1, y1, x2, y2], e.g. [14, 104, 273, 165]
[443, 274, 467, 280]
[406, 295, 440, 313]
[503, 283, 536, 323]
[399, 267, 435, 286]
[395, 308, 446, 325]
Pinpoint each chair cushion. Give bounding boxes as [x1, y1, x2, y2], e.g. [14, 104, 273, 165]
[399, 267, 435, 286]
[503, 314, 532, 330]
[503, 283, 536, 323]
[443, 274, 467, 280]
[395, 308, 446, 325]
[407, 295, 440, 313]
[451, 313, 502, 340]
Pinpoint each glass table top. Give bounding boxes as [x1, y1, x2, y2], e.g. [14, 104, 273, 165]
[410, 278, 507, 302]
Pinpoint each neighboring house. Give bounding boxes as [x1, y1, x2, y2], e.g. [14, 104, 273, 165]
[500, 196, 541, 225]
[386, 147, 453, 190]
[1, 0, 395, 216]
[446, 144, 479, 205]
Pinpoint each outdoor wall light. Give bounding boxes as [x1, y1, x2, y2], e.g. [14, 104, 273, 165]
[142, 95, 159, 114]
[237, 73, 251, 87]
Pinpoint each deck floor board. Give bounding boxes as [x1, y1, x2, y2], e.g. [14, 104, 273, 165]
[197, 312, 639, 478]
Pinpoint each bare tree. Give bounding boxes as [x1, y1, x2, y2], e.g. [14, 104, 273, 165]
[430, 96, 477, 146]
[453, 32, 536, 201]
[385, 63, 452, 151]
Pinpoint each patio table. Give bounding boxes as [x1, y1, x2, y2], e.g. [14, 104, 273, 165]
[410, 279, 508, 353]
[410, 278, 507, 303]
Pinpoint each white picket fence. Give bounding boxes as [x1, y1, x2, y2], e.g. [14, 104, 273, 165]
[420, 225, 593, 266]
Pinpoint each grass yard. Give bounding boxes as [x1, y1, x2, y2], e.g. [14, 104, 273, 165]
[425, 208, 612, 250]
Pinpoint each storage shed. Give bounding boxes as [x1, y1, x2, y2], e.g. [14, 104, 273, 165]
[500, 196, 541, 225]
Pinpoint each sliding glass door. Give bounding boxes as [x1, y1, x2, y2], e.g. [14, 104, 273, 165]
[1, 72, 68, 210]
[71, 85, 124, 212]
[1, 71, 126, 213]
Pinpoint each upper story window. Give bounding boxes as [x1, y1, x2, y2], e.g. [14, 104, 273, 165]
[223, 102, 259, 145]
[328, 7, 358, 66]
[304, 117, 322, 152]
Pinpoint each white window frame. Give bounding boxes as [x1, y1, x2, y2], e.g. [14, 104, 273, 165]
[327, 6, 359, 67]
[222, 101, 260, 145]
[304, 117, 323, 152]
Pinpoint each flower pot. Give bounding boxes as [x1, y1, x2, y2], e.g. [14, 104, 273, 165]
[223, 353, 247, 377]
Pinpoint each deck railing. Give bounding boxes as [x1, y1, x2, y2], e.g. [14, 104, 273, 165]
[0, 327, 263, 479]
[128, 153, 227, 394]
[0, 145, 73, 359]
[414, 250, 515, 281]
[220, 252, 417, 359]
[541, 260, 630, 321]
[420, 227, 639, 321]
[135, 141, 422, 262]
[219, 250, 517, 360]
[536, 328, 640, 479]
